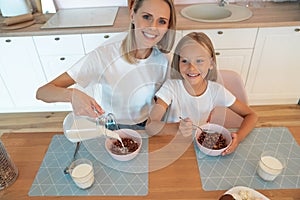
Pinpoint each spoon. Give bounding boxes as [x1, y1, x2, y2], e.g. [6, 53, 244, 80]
[179, 117, 215, 134]
[64, 141, 80, 174]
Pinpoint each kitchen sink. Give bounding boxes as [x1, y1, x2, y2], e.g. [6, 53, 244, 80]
[181, 4, 252, 23]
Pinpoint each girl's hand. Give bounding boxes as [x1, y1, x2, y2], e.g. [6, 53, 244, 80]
[71, 89, 105, 118]
[222, 132, 239, 156]
[179, 117, 193, 136]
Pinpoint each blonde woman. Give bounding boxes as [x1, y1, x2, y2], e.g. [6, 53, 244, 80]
[36, 0, 176, 129]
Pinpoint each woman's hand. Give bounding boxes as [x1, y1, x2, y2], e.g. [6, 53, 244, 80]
[179, 117, 193, 136]
[222, 132, 239, 156]
[71, 89, 105, 118]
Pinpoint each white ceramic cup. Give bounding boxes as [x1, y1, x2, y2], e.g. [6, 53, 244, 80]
[257, 151, 286, 181]
[69, 158, 94, 189]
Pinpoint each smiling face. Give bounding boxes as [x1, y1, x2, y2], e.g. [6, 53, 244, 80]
[131, 0, 170, 50]
[179, 40, 213, 94]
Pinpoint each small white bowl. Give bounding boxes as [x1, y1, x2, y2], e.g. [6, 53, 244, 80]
[105, 129, 142, 161]
[195, 123, 232, 156]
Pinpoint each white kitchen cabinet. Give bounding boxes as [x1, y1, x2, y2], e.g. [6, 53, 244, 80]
[182, 28, 257, 82]
[0, 36, 55, 113]
[39, 55, 83, 81]
[81, 32, 122, 54]
[33, 34, 86, 111]
[246, 26, 300, 105]
[33, 34, 85, 55]
[33, 34, 85, 81]
[0, 75, 14, 110]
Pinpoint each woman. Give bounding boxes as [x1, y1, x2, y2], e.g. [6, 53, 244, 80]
[36, 0, 176, 128]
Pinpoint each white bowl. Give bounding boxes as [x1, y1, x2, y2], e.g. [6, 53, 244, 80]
[105, 129, 142, 161]
[195, 123, 232, 156]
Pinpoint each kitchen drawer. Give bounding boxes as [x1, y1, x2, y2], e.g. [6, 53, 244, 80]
[40, 54, 84, 81]
[182, 28, 258, 49]
[82, 32, 121, 54]
[33, 34, 85, 55]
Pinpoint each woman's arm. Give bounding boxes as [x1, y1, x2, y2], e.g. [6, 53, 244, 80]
[222, 99, 258, 155]
[36, 72, 75, 103]
[36, 72, 104, 118]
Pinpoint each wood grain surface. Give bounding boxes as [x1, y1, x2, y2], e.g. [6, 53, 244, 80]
[0, 104, 299, 200]
[1, 104, 299, 134]
[0, 128, 299, 200]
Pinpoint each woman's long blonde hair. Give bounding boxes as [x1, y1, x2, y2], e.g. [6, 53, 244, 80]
[122, 0, 177, 64]
[171, 32, 218, 81]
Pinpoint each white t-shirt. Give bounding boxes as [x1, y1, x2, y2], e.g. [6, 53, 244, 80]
[67, 33, 169, 125]
[155, 79, 236, 125]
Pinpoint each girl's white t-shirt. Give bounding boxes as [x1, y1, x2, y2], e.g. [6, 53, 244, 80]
[67, 33, 169, 125]
[155, 79, 236, 125]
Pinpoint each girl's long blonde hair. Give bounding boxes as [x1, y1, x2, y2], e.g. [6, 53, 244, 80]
[121, 0, 177, 64]
[171, 32, 218, 81]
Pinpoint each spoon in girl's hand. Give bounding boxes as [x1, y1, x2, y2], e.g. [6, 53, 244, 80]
[179, 117, 215, 133]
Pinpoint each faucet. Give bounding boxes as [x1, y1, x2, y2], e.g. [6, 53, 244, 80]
[218, 0, 228, 7]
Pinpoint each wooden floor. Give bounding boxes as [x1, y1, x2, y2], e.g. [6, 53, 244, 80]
[0, 104, 299, 135]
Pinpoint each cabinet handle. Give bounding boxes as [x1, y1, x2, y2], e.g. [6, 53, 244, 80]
[104, 35, 110, 39]
[215, 52, 220, 56]
[217, 31, 223, 35]
[295, 28, 300, 32]
[5, 39, 12, 43]
[54, 37, 60, 41]
[60, 57, 65, 61]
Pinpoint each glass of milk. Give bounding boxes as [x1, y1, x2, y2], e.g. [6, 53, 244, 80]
[70, 158, 94, 189]
[257, 151, 286, 181]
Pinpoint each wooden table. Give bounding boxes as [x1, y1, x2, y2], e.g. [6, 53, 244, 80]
[1, 127, 300, 200]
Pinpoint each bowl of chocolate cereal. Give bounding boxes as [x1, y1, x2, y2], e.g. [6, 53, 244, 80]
[195, 123, 232, 156]
[105, 129, 142, 161]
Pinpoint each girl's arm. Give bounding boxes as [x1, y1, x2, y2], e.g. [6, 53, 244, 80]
[222, 99, 258, 155]
[145, 98, 193, 136]
[145, 98, 179, 136]
[36, 72, 104, 118]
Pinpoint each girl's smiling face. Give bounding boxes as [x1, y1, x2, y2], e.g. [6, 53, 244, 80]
[131, 0, 170, 49]
[179, 40, 213, 91]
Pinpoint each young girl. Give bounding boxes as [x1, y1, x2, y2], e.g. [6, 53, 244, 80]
[36, 0, 176, 129]
[146, 32, 257, 155]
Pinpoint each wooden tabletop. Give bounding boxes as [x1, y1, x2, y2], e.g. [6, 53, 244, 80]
[0, 127, 300, 200]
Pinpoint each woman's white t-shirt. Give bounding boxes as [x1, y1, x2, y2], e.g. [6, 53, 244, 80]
[67, 33, 169, 125]
[155, 79, 236, 125]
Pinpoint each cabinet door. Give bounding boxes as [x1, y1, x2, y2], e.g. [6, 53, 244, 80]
[182, 28, 257, 49]
[181, 28, 257, 82]
[34, 34, 85, 82]
[82, 32, 121, 54]
[0, 37, 49, 111]
[246, 26, 300, 105]
[216, 49, 252, 83]
[40, 55, 84, 81]
[0, 75, 14, 110]
[33, 34, 85, 55]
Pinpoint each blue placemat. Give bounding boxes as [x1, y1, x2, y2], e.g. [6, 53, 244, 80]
[29, 134, 148, 196]
[194, 127, 300, 191]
